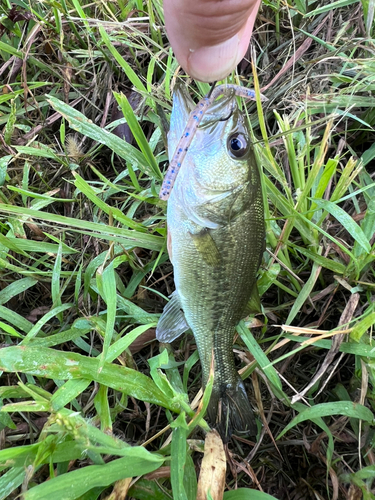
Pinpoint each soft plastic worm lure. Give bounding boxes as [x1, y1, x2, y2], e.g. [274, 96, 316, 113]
[159, 84, 267, 201]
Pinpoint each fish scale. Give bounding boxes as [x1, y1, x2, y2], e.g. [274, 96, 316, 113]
[157, 84, 265, 439]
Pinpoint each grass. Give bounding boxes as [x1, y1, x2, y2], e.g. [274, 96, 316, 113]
[0, 0, 375, 498]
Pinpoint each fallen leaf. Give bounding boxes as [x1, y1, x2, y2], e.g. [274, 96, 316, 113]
[197, 430, 226, 500]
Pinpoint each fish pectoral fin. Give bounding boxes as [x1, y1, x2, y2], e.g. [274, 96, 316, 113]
[156, 290, 190, 343]
[189, 229, 221, 266]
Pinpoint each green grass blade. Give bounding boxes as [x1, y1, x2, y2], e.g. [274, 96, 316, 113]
[305, 0, 360, 17]
[0, 305, 33, 333]
[278, 402, 374, 440]
[98, 26, 147, 93]
[0, 467, 26, 500]
[97, 262, 117, 367]
[361, 143, 375, 167]
[224, 489, 278, 500]
[0, 346, 179, 411]
[170, 412, 189, 500]
[94, 384, 112, 432]
[51, 242, 63, 321]
[184, 454, 198, 500]
[0, 40, 22, 57]
[311, 198, 371, 254]
[51, 379, 91, 411]
[107, 324, 156, 362]
[0, 156, 10, 187]
[286, 260, 320, 325]
[127, 478, 172, 499]
[354, 199, 375, 258]
[349, 464, 375, 481]
[0, 233, 29, 257]
[46, 96, 156, 178]
[14, 145, 59, 160]
[73, 172, 143, 229]
[71, 0, 90, 31]
[0, 205, 164, 251]
[28, 320, 92, 348]
[237, 322, 288, 402]
[23, 449, 164, 500]
[4, 237, 77, 255]
[116, 295, 159, 324]
[351, 311, 375, 341]
[21, 304, 73, 343]
[0, 440, 83, 469]
[0, 321, 23, 338]
[0, 278, 37, 305]
[114, 92, 162, 180]
[291, 245, 346, 274]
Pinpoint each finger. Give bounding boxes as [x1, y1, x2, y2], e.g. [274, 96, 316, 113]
[164, 0, 261, 83]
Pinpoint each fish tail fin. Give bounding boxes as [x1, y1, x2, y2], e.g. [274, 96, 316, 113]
[206, 377, 257, 442]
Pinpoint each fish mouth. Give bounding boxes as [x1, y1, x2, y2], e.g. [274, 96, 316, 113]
[217, 104, 236, 122]
[194, 96, 243, 153]
[199, 89, 238, 128]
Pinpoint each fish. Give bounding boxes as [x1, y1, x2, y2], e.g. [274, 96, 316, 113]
[156, 84, 265, 439]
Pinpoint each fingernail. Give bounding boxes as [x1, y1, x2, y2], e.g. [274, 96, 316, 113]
[186, 34, 242, 83]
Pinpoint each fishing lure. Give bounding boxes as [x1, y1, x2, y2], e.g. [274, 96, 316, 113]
[159, 84, 267, 200]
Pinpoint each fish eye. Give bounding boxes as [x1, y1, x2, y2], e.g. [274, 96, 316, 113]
[227, 133, 249, 159]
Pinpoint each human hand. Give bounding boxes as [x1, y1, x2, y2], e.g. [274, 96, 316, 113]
[164, 0, 261, 83]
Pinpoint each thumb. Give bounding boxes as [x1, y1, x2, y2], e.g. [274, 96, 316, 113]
[164, 0, 261, 83]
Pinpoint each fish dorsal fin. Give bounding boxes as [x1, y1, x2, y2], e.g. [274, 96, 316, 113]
[189, 229, 221, 266]
[156, 290, 190, 343]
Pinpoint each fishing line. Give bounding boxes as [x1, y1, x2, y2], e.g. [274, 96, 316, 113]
[207, 80, 217, 98]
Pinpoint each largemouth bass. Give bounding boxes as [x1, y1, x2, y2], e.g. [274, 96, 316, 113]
[157, 84, 265, 439]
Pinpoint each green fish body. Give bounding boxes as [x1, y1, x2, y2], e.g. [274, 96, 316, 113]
[157, 85, 264, 438]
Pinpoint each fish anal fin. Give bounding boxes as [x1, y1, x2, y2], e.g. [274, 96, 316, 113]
[156, 290, 190, 343]
[190, 229, 221, 266]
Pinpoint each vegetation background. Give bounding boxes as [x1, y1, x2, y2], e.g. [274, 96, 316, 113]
[0, 0, 375, 498]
